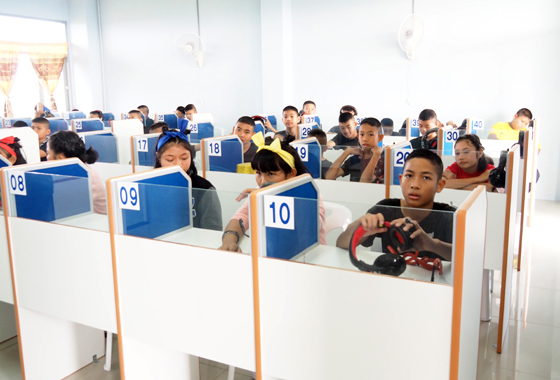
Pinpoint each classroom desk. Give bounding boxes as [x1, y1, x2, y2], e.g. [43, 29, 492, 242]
[297, 245, 452, 285]
[56, 212, 109, 231]
[158, 227, 251, 252]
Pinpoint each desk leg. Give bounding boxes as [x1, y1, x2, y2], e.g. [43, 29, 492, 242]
[227, 366, 235, 380]
[490, 270, 494, 293]
[104, 332, 112, 371]
[481, 269, 492, 322]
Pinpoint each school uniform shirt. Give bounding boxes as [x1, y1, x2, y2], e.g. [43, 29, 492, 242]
[329, 126, 340, 134]
[410, 136, 422, 149]
[331, 133, 359, 150]
[191, 174, 223, 231]
[446, 162, 495, 180]
[89, 166, 107, 215]
[244, 143, 258, 163]
[275, 130, 295, 140]
[39, 138, 48, 162]
[361, 198, 456, 261]
[489, 122, 541, 149]
[321, 159, 333, 179]
[340, 151, 385, 183]
[231, 196, 327, 245]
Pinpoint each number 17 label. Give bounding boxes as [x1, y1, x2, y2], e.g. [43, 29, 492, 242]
[264, 195, 294, 230]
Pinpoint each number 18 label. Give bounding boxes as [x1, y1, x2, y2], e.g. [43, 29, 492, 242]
[264, 195, 294, 230]
[208, 141, 221, 156]
[118, 183, 140, 210]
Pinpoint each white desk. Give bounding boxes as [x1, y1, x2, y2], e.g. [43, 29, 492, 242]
[56, 212, 109, 232]
[298, 245, 453, 285]
[158, 227, 251, 253]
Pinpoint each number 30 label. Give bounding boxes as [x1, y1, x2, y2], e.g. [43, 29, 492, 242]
[9, 172, 26, 195]
[118, 183, 140, 210]
[264, 195, 294, 230]
[394, 149, 412, 167]
[445, 130, 458, 144]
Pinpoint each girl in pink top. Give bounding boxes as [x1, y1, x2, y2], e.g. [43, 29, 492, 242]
[443, 134, 495, 191]
[219, 133, 326, 252]
[47, 130, 107, 214]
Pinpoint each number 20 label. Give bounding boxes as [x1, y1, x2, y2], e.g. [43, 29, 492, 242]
[9, 172, 26, 195]
[394, 149, 412, 167]
[264, 195, 294, 230]
[118, 183, 140, 210]
[293, 144, 308, 162]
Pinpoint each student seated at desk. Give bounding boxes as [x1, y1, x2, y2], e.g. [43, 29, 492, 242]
[154, 127, 222, 231]
[329, 105, 358, 133]
[337, 149, 454, 261]
[89, 110, 104, 120]
[48, 131, 107, 214]
[443, 134, 495, 191]
[219, 132, 326, 252]
[138, 105, 154, 129]
[302, 100, 316, 115]
[325, 118, 384, 183]
[381, 118, 400, 137]
[34, 102, 54, 118]
[185, 104, 197, 121]
[32, 117, 51, 162]
[327, 112, 359, 150]
[233, 116, 258, 162]
[175, 106, 186, 119]
[149, 122, 166, 134]
[274, 106, 300, 141]
[487, 108, 540, 152]
[307, 129, 332, 179]
[0, 136, 27, 165]
[410, 109, 439, 149]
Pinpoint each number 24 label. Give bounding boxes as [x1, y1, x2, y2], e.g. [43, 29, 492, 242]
[264, 195, 294, 230]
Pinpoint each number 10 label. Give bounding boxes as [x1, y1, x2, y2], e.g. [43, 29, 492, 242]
[264, 195, 294, 230]
[118, 183, 140, 210]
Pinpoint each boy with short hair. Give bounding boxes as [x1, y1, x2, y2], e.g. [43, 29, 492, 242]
[234, 116, 258, 162]
[329, 105, 358, 133]
[327, 112, 359, 149]
[185, 104, 197, 121]
[31, 117, 51, 161]
[337, 149, 455, 261]
[148, 122, 167, 134]
[302, 100, 316, 115]
[410, 109, 439, 149]
[274, 106, 300, 140]
[488, 108, 532, 140]
[325, 117, 384, 182]
[381, 118, 400, 136]
[138, 105, 154, 129]
[307, 129, 332, 179]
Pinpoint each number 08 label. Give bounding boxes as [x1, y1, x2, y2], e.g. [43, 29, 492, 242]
[118, 183, 140, 210]
[9, 171, 26, 195]
[264, 195, 294, 230]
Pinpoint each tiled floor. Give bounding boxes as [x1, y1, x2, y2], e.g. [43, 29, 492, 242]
[0, 200, 558, 379]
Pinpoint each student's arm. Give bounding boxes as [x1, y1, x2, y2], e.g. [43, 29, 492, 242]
[263, 120, 277, 133]
[327, 140, 336, 148]
[336, 213, 388, 249]
[359, 147, 382, 183]
[392, 218, 452, 261]
[219, 219, 244, 252]
[324, 147, 359, 180]
[443, 170, 491, 190]
[40, 150, 47, 158]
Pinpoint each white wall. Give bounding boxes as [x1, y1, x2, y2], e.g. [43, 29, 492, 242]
[98, 0, 263, 128]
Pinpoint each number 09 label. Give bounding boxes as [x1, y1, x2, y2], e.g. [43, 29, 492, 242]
[118, 183, 140, 210]
[264, 195, 294, 230]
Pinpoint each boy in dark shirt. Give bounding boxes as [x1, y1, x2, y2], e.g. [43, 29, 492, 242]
[337, 149, 455, 261]
[410, 109, 439, 149]
[31, 117, 51, 161]
[234, 116, 258, 163]
[307, 129, 332, 179]
[327, 112, 359, 150]
[274, 106, 300, 140]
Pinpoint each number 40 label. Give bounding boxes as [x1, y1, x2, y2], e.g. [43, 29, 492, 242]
[118, 183, 140, 210]
[264, 195, 294, 230]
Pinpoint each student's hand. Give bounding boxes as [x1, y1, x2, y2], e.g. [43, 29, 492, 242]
[391, 218, 435, 252]
[219, 242, 242, 252]
[357, 213, 388, 238]
[236, 188, 258, 202]
[346, 146, 362, 157]
[264, 119, 277, 133]
[371, 145, 382, 157]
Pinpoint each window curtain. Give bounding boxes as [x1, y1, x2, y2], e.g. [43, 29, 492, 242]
[26, 42, 68, 112]
[0, 42, 23, 117]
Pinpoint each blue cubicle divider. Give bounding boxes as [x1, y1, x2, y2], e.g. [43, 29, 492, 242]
[0, 155, 11, 168]
[48, 118, 69, 134]
[104, 112, 115, 121]
[290, 139, 321, 179]
[155, 114, 178, 129]
[205, 137, 243, 172]
[63, 111, 86, 120]
[442, 128, 459, 156]
[8, 161, 91, 222]
[120, 170, 192, 239]
[72, 119, 104, 133]
[178, 118, 213, 143]
[391, 143, 413, 185]
[79, 132, 119, 163]
[2, 117, 32, 128]
[134, 135, 159, 167]
[262, 179, 319, 260]
[254, 121, 265, 136]
[408, 117, 420, 138]
[261, 114, 277, 129]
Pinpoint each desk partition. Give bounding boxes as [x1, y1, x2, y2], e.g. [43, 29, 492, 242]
[296, 122, 318, 140]
[112, 119, 144, 165]
[301, 114, 322, 128]
[201, 135, 243, 175]
[71, 118, 104, 133]
[154, 113, 179, 129]
[290, 137, 322, 179]
[62, 111, 86, 120]
[178, 118, 214, 143]
[2, 117, 32, 128]
[78, 131, 119, 163]
[406, 116, 420, 139]
[466, 118, 484, 136]
[130, 133, 160, 172]
[1, 158, 113, 380]
[0, 127, 40, 164]
[48, 117, 69, 134]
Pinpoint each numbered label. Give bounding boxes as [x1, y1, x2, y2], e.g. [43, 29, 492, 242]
[355, 116, 364, 126]
[9, 172, 26, 195]
[189, 122, 198, 134]
[445, 130, 459, 144]
[208, 141, 222, 156]
[394, 149, 412, 167]
[79, 135, 85, 144]
[118, 183, 140, 210]
[304, 116, 315, 124]
[293, 144, 309, 162]
[123, 114, 129, 120]
[157, 114, 164, 122]
[410, 118, 419, 128]
[300, 125, 311, 139]
[137, 138, 148, 152]
[5, 119, 11, 127]
[63, 113, 70, 120]
[75, 120, 82, 130]
[471, 119, 484, 130]
[264, 195, 294, 230]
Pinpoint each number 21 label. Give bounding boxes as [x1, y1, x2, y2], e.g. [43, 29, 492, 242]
[264, 195, 294, 230]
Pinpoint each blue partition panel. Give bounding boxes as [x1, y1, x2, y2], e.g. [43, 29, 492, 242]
[266, 115, 277, 129]
[137, 136, 159, 166]
[104, 112, 115, 121]
[208, 138, 243, 172]
[265, 182, 318, 260]
[179, 119, 214, 143]
[63, 111, 86, 120]
[73, 119, 104, 132]
[2, 117, 32, 128]
[48, 119, 69, 134]
[442, 129, 459, 156]
[392, 144, 412, 185]
[254, 122, 265, 136]
[13, 164, 90, 222]
[302, 115, 321, 127]
[155, 114, 178, 129]
[470, 119, 484, 136]
[82, 133, 118, 163]
[121, 172, 191, 239]
[292, 142, 321, 179]
[298, 123, 318, 139]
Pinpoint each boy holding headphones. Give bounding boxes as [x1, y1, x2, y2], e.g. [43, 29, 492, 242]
[410, 109, 440, 149]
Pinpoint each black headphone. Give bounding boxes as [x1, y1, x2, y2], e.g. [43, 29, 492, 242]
[348, 222, 416, 276]
[420, 128, 439, 150]
[489, 150, 508, 188]
[518, 130, 525, 159]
